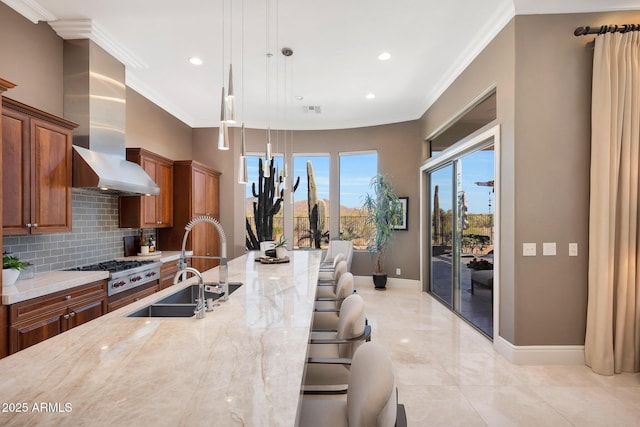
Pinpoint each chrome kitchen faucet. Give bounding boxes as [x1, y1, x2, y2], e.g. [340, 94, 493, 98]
[177, 216, 229, 302]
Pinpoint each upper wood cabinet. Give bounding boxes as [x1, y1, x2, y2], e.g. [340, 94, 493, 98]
[2, 98, 76, 235]
[158, 160, 220, 272]
[119, 148, 173, 229]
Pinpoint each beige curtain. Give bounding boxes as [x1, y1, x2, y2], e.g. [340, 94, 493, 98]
[585, 31, 640, 375]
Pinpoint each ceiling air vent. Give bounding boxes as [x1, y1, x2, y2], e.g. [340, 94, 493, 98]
[302, 105, 322, 114]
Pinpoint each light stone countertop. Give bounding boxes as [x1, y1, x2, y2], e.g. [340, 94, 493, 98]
[2, 270, 110, 305]
[2, 251, 194, 305]
[0, 249, 322, 427]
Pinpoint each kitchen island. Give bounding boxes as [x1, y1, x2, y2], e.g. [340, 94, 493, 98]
[0, 250, 322, 426]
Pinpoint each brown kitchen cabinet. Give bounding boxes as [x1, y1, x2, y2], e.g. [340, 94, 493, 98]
[158, 161, 221, 273]
[107, 281, 159, 312]
[160, 259, 180, 290]
[0, 78, 17, 359]
[119, 148, 173, 229]
[9, 279, 107, 354]
[2, 98, 77, 235]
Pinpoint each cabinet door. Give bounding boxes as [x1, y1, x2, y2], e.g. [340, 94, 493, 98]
[2, 108, 30, 235]
[192, 167, 207, 216]
[205, 171, 219, 217]
[157, 160, 173, 227]
[160, 261, 179, 290]
[141, 156, 159, 227]
[107, 283, 159, 312]
[9, 308, 67, 354]
[30, 118, 72, 234]
[67, 297, 106, 329]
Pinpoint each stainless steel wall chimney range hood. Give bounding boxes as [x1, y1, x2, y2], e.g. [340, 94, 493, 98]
[64, 39, 160, 196]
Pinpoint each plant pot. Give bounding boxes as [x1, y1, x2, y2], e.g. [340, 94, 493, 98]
[372, 273, 387, 290]
[276, 247, 287, 259]
[3, 268, 21, 286]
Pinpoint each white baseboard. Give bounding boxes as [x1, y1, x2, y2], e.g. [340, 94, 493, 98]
[354, 275, 421, 290]
[494, 336, 585, 365]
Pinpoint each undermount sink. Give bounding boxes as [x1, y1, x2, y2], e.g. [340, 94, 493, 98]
[129, 303, 198, 318]
[127, 282, 243, 318]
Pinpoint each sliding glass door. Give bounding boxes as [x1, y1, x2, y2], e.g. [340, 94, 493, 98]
[430, 164, 454, 307]
[427, 144, 495, 338]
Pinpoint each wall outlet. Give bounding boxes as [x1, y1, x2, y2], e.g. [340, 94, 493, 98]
[569, 243, 578, 256]
[395, 268, 401, 276]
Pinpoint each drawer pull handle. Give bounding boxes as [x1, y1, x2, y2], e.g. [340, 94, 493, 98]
[65, 295, 71, 300]
[63, 314, 70, 320]
[69, 312, 75, 317]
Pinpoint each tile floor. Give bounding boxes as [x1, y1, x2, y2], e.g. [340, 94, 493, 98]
[356, 283, 640, 427]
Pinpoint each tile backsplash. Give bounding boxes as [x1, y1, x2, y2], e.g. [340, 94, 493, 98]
[3, 189, 142, 273]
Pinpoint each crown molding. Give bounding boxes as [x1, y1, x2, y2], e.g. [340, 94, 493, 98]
[0, 0, 56, 23]
[420, 1, 515, 115]
[513, 0, 640, 15]
[48, 19, 148, 70]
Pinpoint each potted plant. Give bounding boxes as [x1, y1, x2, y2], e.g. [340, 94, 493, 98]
[362, 174, 402, 289]
[2, 251, 30, 286]
[274, 236, 288, 259]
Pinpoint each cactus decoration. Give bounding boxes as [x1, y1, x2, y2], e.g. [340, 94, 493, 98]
[305, 161, 328, 248]
[246, 157, 300, 250]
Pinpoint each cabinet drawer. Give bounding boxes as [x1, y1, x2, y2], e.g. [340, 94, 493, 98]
[107, 281, 159, 312]
[9, 307, 68, 354]
[10, 280, 107, 324]
[160, 261, 179, 290]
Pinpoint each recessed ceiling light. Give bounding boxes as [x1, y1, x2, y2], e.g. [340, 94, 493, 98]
[366, 93, 376, 100]
[378, 52, 391, 61]
[189, 57, 203, 65]
[295, 95, 304, 101]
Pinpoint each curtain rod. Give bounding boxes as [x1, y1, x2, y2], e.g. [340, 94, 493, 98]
[574, 24, 640, 36]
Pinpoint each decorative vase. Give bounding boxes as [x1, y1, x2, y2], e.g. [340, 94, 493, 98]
[2, 268, 21, 286]
[373, 273, 387, 290]
[276, 247, 287, 259]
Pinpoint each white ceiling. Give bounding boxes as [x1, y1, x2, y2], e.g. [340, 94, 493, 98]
[3, 0, 639, 130]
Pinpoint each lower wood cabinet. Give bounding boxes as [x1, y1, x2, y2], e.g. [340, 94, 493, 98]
[9, 280, 107, 354]
[107, 281, 159, 312]
[160, 260, 179, 290]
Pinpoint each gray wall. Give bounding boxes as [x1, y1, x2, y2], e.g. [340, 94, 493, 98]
[0, 2, 63, 115]
[420, 11, 640, 346]
[126, 89, 193, 160]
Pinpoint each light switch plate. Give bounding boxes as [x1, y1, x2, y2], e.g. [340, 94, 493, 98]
[569, 243, 578, 256]
[543, 242, 556, 256]
[523, 243, 536, 256]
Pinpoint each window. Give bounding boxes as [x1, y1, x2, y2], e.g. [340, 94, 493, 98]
[292, 154, 330, 249]
[339, 152, 377, 249]
[245, 154, 284, 247]
[429, 91, 496, 157]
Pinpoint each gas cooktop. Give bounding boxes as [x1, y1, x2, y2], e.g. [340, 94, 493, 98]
[68, 260, 157, 273]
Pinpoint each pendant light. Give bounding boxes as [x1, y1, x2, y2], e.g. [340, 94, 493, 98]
[238, 124, 248, 183]
[237, 0, 248, 184]
[218, 87, 229, 150]
[226, 64, 236, 124]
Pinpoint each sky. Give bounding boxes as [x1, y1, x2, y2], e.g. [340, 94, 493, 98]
[431, 149, 494, 214]
[245, 153, 377, 209]
[245, 148, 494, 213]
